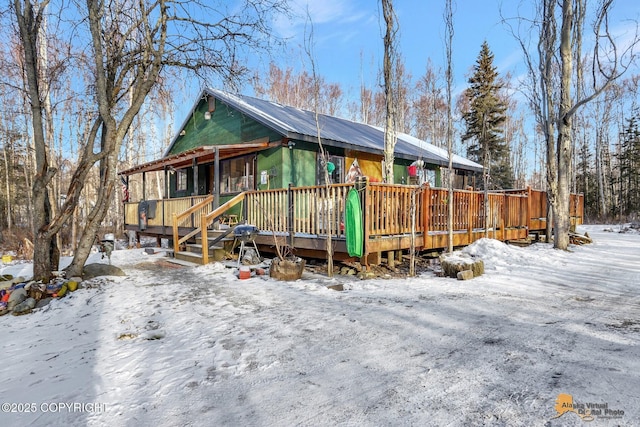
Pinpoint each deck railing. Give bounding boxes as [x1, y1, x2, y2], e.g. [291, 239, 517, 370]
[125, 182, 584, 259]
[124, 196, 213, 230]
[367, 183, 421, 236]
[246, 184, 353, 237]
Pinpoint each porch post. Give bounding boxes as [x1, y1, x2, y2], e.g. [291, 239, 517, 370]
[164, 166, 169, 199]
[192, 157, 198, 196]
[214, 147, 220, 209]
[357, 176, 369, 267]
[163, 166, 168, 236]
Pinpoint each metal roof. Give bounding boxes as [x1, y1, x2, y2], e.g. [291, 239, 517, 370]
[203, 88, 483, 173]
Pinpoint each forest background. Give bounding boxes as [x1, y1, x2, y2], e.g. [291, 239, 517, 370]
[1, 0, 639, 262]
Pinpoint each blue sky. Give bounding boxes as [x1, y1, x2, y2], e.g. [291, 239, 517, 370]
[266, 0, 532, 98]
[170, 0, 640, 162]
[261, 0, 640, 103]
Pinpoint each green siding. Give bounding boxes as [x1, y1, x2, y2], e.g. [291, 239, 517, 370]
[290, 147, 316, 187]
[169, 98, 281, 155]
[256, 147, 284, 190]
[256, 143, 317, 190]
[394, 163, 409, 185]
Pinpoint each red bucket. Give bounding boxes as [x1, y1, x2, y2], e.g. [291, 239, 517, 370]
[408, 165, 417, 177]
[239, 266, 251, 280]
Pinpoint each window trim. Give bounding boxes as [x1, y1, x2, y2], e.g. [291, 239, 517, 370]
[176, 169, 188, 192]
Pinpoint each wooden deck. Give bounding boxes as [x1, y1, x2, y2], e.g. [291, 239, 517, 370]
[124, 182, 584, 265]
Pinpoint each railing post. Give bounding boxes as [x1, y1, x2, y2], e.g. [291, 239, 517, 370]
[190, 197, 195, 229]
[172, 213, 179, 255]
[359, 177, 369, 265]
[242, 194, 248, 224]
[201, 212, 209, 265]
[526, 186, 532, 233]
[467, 191, 473, 244]
[422, 183, 431, 245]
[288, 183, 294, 247]
[501, 193, 507, 241]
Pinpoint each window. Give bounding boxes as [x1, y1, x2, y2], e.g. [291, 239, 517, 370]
[221, 154, 254, 194]
[176, 169, 188, 192]
[317, 154, 344, 185]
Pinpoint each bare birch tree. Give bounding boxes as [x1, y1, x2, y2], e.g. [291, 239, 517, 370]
[381, 0, 398, 183]
[554, 0, 638, 249]
[445, 0, 455, 253]
[414, 60, 447, 147]
[514, 0, 638, 249]
[13, 0, 58, 280]
[303, 10, 334, 277]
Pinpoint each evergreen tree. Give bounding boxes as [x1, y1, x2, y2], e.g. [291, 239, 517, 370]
[575, 134, 598, 219]
[462, 41, 512, 190]
[619, 114, 640, 217]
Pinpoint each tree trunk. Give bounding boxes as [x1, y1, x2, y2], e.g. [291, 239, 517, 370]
[14, 0, 59, 282]
[596, 130, 607, 217]
[445, 0, 454, 253]
[65, 143, 118, 278]
[382, 0, 397, 184]
[554, 0, 574, 250]
[2, 143, 11, 230]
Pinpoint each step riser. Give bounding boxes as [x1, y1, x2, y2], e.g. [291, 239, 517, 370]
[194, 239, 235, 251]
[196, 242, 238, 252]
[174, 252, 205, 265]
[179, 247, 226, 262]
[186, 246, 226, 258]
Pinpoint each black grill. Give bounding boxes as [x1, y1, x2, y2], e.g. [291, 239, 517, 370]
[234, 225, 259, 242]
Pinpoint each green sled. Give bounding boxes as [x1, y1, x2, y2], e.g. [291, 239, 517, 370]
[345, 188, 364, 257]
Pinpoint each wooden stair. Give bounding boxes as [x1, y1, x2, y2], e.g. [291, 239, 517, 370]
[174, 230, 237, 265]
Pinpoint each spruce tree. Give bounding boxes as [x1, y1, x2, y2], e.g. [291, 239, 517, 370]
[619, 114, 640, 216]
[462, 41, 512, 190]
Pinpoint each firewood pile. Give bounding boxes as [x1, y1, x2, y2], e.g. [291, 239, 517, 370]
[569, 231, 593, 245]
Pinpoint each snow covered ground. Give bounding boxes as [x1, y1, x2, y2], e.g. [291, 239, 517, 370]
[0, 224, 638, 426]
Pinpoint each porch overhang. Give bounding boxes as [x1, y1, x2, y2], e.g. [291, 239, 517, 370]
[119, 140, 276, 176]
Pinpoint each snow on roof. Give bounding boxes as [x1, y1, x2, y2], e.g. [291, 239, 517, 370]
[206, 89, 483, 173]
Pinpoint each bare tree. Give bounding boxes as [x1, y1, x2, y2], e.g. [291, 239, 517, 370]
[13, 0, 59, 280]
[512, 0, 638, 249]
[553, 0, 638, 248]
[414, 60, 447, 147]
[381, 0, 398, 183]
[12, 0, 287, 281]
[444, 0, 455, 253]
[252, 62, 344, 115]
[303, 10, 334, 277]
[393, 57, 413, 134]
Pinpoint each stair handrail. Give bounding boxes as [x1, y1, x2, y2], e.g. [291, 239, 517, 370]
[173, 192, 247, 261]
[172, 195, 214, 255]
[203, 192, 246, 225]
[200, 193, 246, 264]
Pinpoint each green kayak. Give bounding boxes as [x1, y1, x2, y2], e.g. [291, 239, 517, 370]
[345, 188, 363, 257]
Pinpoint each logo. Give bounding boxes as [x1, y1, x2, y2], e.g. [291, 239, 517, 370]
[552, 393, 624, 422]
